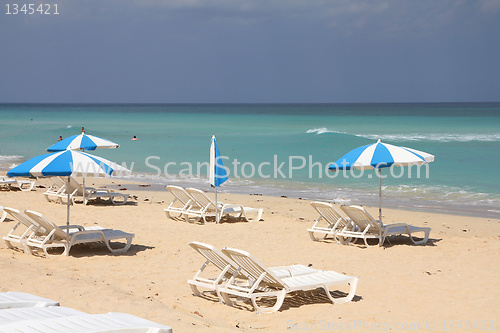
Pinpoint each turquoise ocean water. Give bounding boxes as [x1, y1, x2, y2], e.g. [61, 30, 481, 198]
[1, 103, 499, 218]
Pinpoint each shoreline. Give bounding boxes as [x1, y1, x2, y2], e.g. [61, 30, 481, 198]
[2, 167, 500, 219]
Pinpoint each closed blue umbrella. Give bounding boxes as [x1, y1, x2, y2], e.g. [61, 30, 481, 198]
[329, 139, 434, 222]
[47, 133, 119, 152]
[209, 135, 228, 222]
[8, 150, 130, 243]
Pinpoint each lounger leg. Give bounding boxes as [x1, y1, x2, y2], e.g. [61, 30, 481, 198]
[104, 235, 133, 253]
[409, 229, 430, 245]
[218, 291, 235, 306]
[165, 210, 184, 220]
[308, 231, 319, 241]
[20, 240, 33, 255]
[335, 235, 352, 245]
[251, 290, 287, 314]
[190, 284, 202, 296]
[256, 208, 263, 221]
[0, 210, 7, 223]
[323, 278, 358, 305]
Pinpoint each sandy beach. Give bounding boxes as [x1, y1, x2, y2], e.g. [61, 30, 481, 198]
[1, 176, 499, 332]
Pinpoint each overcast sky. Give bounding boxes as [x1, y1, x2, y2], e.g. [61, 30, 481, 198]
[1, 0, 499, 103]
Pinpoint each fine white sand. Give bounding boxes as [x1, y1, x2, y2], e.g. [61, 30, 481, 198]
[1, 177, 499, 332]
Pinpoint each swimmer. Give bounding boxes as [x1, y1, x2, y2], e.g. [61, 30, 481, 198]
[58, 136, 63, 141]
[81, 127, 86, 133]
[132, 136, 138, 141]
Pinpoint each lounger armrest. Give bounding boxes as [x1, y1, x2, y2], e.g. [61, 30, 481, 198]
[59, 224, 85, 231]
[68, 229, 105, 242]
[382, 223, 408, 231]
[89, 188, 112, 194]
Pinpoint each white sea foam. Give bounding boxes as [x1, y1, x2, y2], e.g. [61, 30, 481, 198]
[0, 155, 23, 161]
[306, 128, 500, 142]
[306, 128, 346, 135]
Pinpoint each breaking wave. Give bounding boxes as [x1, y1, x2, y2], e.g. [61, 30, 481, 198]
[0, 155, 23, 161]
[306, 128, 500, 142]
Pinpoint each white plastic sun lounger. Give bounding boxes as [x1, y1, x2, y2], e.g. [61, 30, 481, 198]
[24, 210, 134, 257]
[164, 185, 199, 220]
[188, 242, 318, 301]
[0, 310, 173, 332]
[53, 177, 128, 205]
[0, 292, 59, 309]
[0, 177, 35, 192]
[308, 201, 357, 244]
[340, 205, 431, 247]
[185, 188, 263, 223]
[2, 207, 44, 254]
[43, 177, 66, 202]
[218, 247, 358, 314]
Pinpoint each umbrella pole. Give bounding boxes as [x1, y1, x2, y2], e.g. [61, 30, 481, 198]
[378, 168, 382, 223]
[215, 186, 219, 223]
[83, 177, 86, 205]
[66, 176, 70, 253]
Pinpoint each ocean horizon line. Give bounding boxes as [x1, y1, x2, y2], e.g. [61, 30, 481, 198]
[1, 101, 500, 106]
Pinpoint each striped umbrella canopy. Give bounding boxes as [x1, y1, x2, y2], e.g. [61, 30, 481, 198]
[209, 135, 228, 223]
[7, 150, 129, 178]
[7, 150, 130, 240]
[329, 139, 434, 222]
[47, 133, 119, 152]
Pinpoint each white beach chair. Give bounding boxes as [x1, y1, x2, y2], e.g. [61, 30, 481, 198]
[0, 310, 173, 332]
[0, 177, 35, 192]
[185, 188, 263, 223]
[43, 177, 67, 202]
[56, 177, 128, 205]
[164, 185, 199, 220]
[0, 292, 59, 309]
[2, 207, 44, 254]
[218, 247, 358, 314]
[188, 242, 318, 301]
[308, 201, 356, 244]
[23, 210, 134, 257]
[340, 205, 431, 247]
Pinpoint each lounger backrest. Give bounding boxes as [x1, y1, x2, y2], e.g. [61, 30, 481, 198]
[167, 186, 193, 206]
[186, 188, 215, 209]
[52, 176, 66, 189]
[222, 247, 285, 288]
[24, 210, 67, 240]
[3, 207, 40, 230]
[311, 201, 348, 228]
[341, 205, 381, 233]
[68, 177, 84, 195]
[189, 242, 245, 279]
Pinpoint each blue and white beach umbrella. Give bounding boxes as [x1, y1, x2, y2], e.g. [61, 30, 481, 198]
[329, 139, 434, 222]
[8, 150, 130, 241]
[209, 135, 228, 222]
[47, 133, 119, 152]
